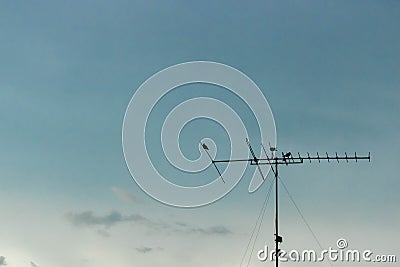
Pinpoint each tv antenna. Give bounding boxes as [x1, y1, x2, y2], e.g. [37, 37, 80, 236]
[201, 140, 370, 267]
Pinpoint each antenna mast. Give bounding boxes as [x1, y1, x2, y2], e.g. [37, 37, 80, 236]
[202, 141, 371, 267]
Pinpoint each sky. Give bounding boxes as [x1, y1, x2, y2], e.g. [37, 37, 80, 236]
[0, 1, 399, 266]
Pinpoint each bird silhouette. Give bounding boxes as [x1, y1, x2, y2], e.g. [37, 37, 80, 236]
[269, 142, 277, 152]
[202, 143, 209, 150]
[283, 152, 292, 158]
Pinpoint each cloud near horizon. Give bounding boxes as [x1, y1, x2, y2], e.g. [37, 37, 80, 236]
[135, 246, 163, 254]
[0, 256, 6, 266]
[66, 210, 149, 228]
[136, 247, 153, 253]
[66, 210, 232, 236]
[174, 222, 232, 235]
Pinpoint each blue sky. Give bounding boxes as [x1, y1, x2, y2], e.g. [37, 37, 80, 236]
[0, 1, 399, 266]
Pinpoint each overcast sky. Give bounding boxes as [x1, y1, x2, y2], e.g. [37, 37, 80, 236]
[0, 1, 399, 266]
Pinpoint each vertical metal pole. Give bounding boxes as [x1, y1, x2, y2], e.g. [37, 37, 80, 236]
[275, 160, 279, 267]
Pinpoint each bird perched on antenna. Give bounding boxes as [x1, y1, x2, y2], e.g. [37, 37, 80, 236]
[283, 152, 292, 158]
[269, 142, 277, 152]
[200, 142, 225, 183]
[282, 152, 292, 166]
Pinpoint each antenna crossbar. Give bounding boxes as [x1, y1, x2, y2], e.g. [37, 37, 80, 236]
[213, 152, 370, 165]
